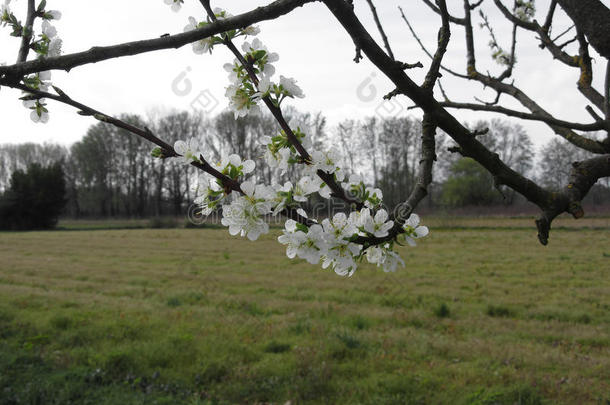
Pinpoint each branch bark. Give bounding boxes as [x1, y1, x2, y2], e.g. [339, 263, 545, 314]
[556, 0, 610, 59]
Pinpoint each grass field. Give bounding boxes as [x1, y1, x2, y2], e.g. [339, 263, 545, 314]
[1, 218, 609, 404]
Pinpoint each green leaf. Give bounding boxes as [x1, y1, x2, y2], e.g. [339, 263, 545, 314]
[151, 147, 163, 158]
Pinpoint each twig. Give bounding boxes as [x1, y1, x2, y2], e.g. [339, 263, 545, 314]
[365, 0, 395, 60]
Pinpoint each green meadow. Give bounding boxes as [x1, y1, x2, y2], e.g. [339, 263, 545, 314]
[0, 218, 609, 404]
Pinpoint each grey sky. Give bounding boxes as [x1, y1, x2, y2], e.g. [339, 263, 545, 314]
[0, 0, 607, 149]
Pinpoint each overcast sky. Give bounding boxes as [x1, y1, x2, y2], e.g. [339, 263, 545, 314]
[0, 0, 607, 149]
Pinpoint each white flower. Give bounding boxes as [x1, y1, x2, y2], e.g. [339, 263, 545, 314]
[212, 7, 233, 19]
[24, 99, 49, 124]
[278, 219, 306, 259]
[318, 184, 331, 199]
[363, 208, 394, 238]
[41, 20, 56, 38]
[47, 37, 62, 57]
[213, 153, 255, 175]
[226, 84, 259, 119]
[45, 10, 62, 20]
[293, 176, 318, 202]
[30, 109, 49, 123]
[382, 250, 405, 272]
[221, 181, 273, 241]
[264, 147, 290, 174]
[403, 213, 429, 246]
[164, 0, 182, 12]
[365, 244, 405, 272]
[184, 17, 214, 54]
[280, 75, 305, 98]
[223, 60, 240, 83]
[271, 181, 293, 214]
[366, 246, 383, 265]
[37, 70, 51, 91]
[278, 221, 327, 264]
[242, 38, 278, 76]
[299, 224, 327, 264]
[193, 179, 221, 216]
[323, 242, 361, 277]
[241, 25, 260, 37]
[322, 212, 357, 246]
[253, 76, 274, 101]
[311, 148, 341, 174]
[173, 137, 201, 165]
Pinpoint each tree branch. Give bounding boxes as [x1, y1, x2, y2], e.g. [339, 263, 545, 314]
[0, 0, 316, 79]
[16, 0, 36, 63]
[439, 100, 609, 132]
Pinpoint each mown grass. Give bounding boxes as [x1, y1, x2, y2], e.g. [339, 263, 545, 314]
[0, 219, 609, 404]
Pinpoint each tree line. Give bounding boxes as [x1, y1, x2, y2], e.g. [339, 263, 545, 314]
[1, 109, 608, 220]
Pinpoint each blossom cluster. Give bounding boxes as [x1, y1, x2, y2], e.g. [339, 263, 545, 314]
[160, 5, 430, 276]
[2, 0, 62, 123]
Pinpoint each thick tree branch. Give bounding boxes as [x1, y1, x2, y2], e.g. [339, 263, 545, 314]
[556, 0, 610, 59]
[0, 0, 316, 79]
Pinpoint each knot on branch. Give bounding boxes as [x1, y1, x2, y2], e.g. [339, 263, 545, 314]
[353, 46, 363, 63]
[568, 200, 584, 218]
[447, 146, 464, 155]
[383, 88, 401, 100]
[397, 61, 423, 70]
[470, 127, 489, 137]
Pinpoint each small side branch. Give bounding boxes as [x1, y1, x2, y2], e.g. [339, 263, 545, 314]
[365, 0, 395, 60]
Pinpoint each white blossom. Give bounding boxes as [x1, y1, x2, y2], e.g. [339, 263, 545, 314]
[293, 176, 318, 202]
[221, 181, 274, 241]
[322, 212, 357, 246]
[403, 213, 429, 246]
[213, 153, 255, 175]
[323, 242, 362, 277]
[264, 147, 290, 174]
[311, 148, 341, 174]
[41, 20, 56, 38]
[173, 137, 201, 165]
[45, 10, 62, 20]
[47, 37, 62, 57]
[164, 0, 182, 12]
[226, 83, 259, 118]
[362, 208, 394, 238]
[278, 220, 327, 264]
[184, 17, 214, 54]
[241, 25, 260, 37]
[278, 219, 306, 259]
[280, 75, 305, 98]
